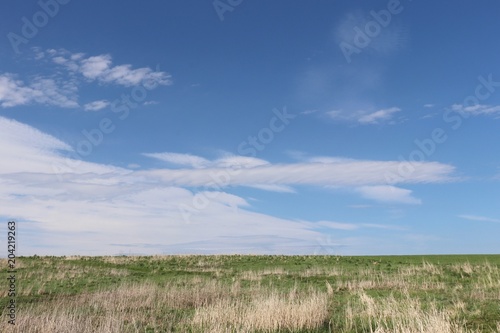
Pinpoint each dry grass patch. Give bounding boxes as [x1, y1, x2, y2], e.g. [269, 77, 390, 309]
[398, 261, 442, 277]
[450, 262, 475, 276]
[344, 291, 478, 333]
[335, 273, 445, 292]
[0, 279, 229, 333]
[192, 288, 329, 332]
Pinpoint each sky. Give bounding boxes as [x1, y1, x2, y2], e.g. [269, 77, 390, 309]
[0, 0, 499, 256]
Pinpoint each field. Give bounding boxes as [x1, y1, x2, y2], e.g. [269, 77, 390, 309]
[1, 255, 499, 332]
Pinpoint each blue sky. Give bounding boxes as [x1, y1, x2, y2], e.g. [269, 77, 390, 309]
[1, 0, 499, 255]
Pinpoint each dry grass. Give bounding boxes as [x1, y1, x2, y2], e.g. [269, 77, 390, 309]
[344, 291, 478, 333]
[2, 256, 499, 332]
[334, 272, 445, 292]
[1, 278, 228, 333]
[450, 262, 475, 276]
[192, 288, 329, 332]
[1, 278, 330, 333]
[398, 261, 442, 276]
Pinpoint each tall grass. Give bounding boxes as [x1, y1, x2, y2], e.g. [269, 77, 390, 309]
[1, 255, 499, 332]
[192, 288, 329, 332]
[344, 290, 477, 333]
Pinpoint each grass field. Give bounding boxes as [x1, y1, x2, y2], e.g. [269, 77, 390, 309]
[1, 254, 499, 332]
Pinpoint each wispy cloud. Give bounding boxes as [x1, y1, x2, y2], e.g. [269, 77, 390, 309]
[0, 74, 79, 108]
[142, 152, 455, 189]
[361, 223, 407, 231]
[0, 48, 172, 109]
[83, 100, 109, 111]
[458, 215, 500, 223]
[451, 104, 500, 116]
[47, 49, 172, 87]
[144, 152, 210, 169]
[241, 184, 296, 193]
[315, 220, 359, 230]
[0, 116, 124, 176]
[300, 109, 318, 115]
[0, 116, 321, 255]
[144, 152, 269, 169]
[356, 185, 422, 205]
[420, 113, 438, 120]
[0, 116, 457, 255]
[0, 74, 34, 107]
[326, 107, 401, 125]
[358, 107, 401, 124]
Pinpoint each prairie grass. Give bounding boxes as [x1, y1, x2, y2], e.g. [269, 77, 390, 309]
[344, 290, 478, 333]
[0, 254, 499, 332]
[192, 288, 329, 332]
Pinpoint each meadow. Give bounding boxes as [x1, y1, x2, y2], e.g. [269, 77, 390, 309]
[1, 254, 499, 332]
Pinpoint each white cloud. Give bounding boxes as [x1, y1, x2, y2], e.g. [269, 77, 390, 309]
[143, 152, 210, 169]
[241, 184, 296, 193]
[326, 107, 401, 125]
[0, 74, 33, 107]
[103, 65, 153, 86]
[361, 223, 406, 231]
[49, 49, 172, 87]
[0, 48, 172, 109]
[31, 76, 79, 108]
[32, 47, 45, 60]
[356, 185, 422, 204]
[451, 104, 500, 116]
[420, 113, 437, 120]
[0, 116, 125, 176]
[307, 156, 355, 164]
[458, 215, 500, 223]
[80, 55, 112, 79]
[144, 152, 270, 170]
[0, 116, 325, 255]
[213, 155, 270, 168]
[0, 74, 79, 108]
[0, 116, 458, 255]
[141, 153, 454, 188]
[52, 55, 79, 71]
[316, 220, 359, 230]
[358, 107, 401, 124]
[424, 104, 435, 108]
[325, 110, 345, 120]
[300, 109, 318, 115]
[83, 100, 110, 111]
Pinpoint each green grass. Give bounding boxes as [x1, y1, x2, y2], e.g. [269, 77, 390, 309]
[1, 254, 500, 332]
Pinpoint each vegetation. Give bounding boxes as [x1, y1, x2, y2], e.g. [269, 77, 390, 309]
[1, 255, 499, 332]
